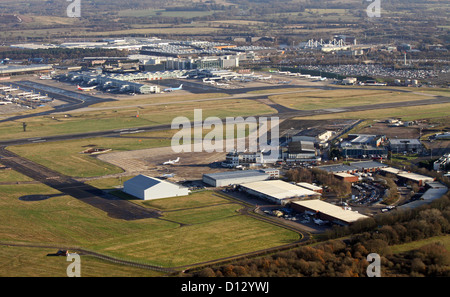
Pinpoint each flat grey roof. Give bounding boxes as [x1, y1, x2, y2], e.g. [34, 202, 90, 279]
[0, 64, 52, 74]
[389, 139, 421, 145]
[349, 161, 388, 170]
[203, 170, 268, 180]
[316, 164, 356, 173]
[317, 161, 387, 173]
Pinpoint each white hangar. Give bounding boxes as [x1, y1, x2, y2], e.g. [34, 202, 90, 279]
[123, 175, 190, 200]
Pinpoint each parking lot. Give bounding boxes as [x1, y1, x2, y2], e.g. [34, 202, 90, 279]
[351, 180, 385, 205]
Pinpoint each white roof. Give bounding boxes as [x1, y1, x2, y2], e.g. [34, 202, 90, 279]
[241, 180, 319, 200]
[397, 172, 434, 182]
[297, 182, 322, 191]
[334, 172, 356, 178]
[293, 200, 368, 223]
[381, 167, 402, 175]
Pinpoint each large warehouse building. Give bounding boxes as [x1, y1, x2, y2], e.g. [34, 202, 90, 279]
[202, 170, 270, 187]
[291, 199, 369, 225]
[123, 175, 189, 200]
[240, 180, 321, 205]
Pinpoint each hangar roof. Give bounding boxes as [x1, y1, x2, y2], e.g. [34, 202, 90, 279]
[203, 170, 268, 181]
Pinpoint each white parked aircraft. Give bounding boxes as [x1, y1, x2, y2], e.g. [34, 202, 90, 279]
[77, 85, 97, 91]
[163, 84, 183, 92]
[163, 157, 180, 165]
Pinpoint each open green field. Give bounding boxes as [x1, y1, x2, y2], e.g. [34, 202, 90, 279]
[0, 245, 164, 277]
[88, 92, 230, 109]
[7, 133, 174, 177]
[294, 103, 450, 121]
[0, 169, 34, 183]
[84, 176, 135, 190]
[0, 186, 299, 272]
[0, 98, 275, 141]
[118, 8, 220, 18]
[140, 190, 229, 211]
[270, 88, 445, 111]
[390, 235, 450, 254]
[7, 122, 254, 178]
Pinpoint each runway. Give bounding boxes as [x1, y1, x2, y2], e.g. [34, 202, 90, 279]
[0, 147, 162, 220]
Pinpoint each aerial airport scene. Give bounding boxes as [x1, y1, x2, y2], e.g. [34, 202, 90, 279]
[0, 0, 449, 285]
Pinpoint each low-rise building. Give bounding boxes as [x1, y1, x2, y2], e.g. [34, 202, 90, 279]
[292, 129, 334, 146]
[389, 138, 423, 154]
[334, 172, 359, 183]
[296, 182, 323, 194]
[202, 170, 270, 187]
[123, 175, 190, 200]
[380, 167, 435, 186]
[283, 141, 318, 161]
[291, 199, 369, 225]
[240, 180, 321, 205]
[434, 154, 450, 171]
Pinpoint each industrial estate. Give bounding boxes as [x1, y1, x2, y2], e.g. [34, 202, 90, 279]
[0, 0, 449, 280]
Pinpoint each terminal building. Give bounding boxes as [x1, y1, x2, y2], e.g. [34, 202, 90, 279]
[0, 64, 52, 77]
[64, 70, 187, 94]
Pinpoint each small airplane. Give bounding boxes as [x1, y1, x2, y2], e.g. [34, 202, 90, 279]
[163, 84, 183, 92]
[39, 75, 52, 80]
[163, 157, 180, 165]
[77, 85, 97, 91]
[260, 75, 272, 80]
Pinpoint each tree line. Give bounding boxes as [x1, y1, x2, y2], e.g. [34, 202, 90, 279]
[0, 48, 128, 62]
[189, 192, 450, 277]
[284, 167, 352, 197]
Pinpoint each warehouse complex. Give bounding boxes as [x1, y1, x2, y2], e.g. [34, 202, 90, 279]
[380, 167, 435, 186]
[240, 180, 321, 205]
[317, 161, 388, 174]
[399, 181, 448, 210]
[291, 199, 369, 225]
[123, 175, 189, 200]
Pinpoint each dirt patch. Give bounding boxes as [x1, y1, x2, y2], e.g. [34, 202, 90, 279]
[97, 146, 228, 181]
[357, 122, 421, 138]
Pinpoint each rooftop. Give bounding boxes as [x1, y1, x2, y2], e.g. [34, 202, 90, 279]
[317, 161, 387, 173]
[349, 161, 388, 170]
[389, 138, 421, 145]
[297, 182, 323, 191]
[292, 199, 369, 223]
[203, 170, 268, 181]
[316, 164, 356, 173]
[241, 180, 320, 200]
